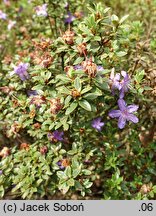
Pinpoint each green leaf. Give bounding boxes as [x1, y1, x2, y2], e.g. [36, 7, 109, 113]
[59, 183, 69, 194]
[22, 190, 30, 199]
[135, 70, 145, 83]
[75, 181, 83, 190]
[56, 74, 71, 83]
[82, 169, 92, 175]
[83, 93, 98, 100]
[64, 95, 72, 108]
[83, 88, 102, 100]
[103, 7, 111, 13]
[45, 71, 52, 80]
[65, 102, 78, 115]
[119, 15, 129, 24]
[116, 51, 127, 57]
[55, 122, 62, 130]
[67, 178, 75, 186]
[94, 36, 101, 41]
[57, 171, 68, 180]
[32, 84, 43, 90]
[74, 77, 82, 92]
[94, 78, 109, 90]
[63, 122, 69, 131]
[111, 14, 119, 25]
[79, 100, 91, 111]
[73, 57, 84, 65]
[143, 86, 153, 91]
[83, 180, 93, 189]
[49, 122, 55, 130]
[65, 167, 72, 178]
[58, 86, 71, 95]
[81, 86, 92, 94]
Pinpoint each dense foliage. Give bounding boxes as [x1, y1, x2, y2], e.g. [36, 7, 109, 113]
[0, 0, 155, 200]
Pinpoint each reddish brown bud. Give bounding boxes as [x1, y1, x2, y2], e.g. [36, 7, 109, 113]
[62, 30, 75, 45]
[77, 42, 87, 56]
[79, 128, 85, 133]
[20, 143, 30, 151]
[40, 146, 48, 155]
[140, 184, 151, 194]
[0, 147, 10, 158]
[61, 159, 70, 167]
[33, 123, 41, 129]
[74, 11, 83, 19]
[49, 98, 62, 114]
[71, 89, 81, 98]
[81, 59, 97, 77]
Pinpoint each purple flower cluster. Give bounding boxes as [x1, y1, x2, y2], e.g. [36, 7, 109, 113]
[35, 4, 47, 17]
[110, 68, 130, 99]
[47, 130, 64, 142]
[108, 68, 139, 129]
[64, 2, 75, 24]
[64, 12, 75, 24]
[91, 68, 139, 130]
[12, 63, 29, 81]
[0, 10, 7, 20]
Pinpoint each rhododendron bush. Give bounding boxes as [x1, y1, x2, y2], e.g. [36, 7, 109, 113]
[0, 0, 156, 200]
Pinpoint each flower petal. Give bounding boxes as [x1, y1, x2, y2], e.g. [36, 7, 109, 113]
[127, 114, 139, 123]
[119, 89, 125, 99]
[121, 70, 127, 77]
[114, 82, 121, 90]
[109, 110, 121, 118]
[115, 73, 120, 81]
[118, 99, 126, 111]
[110, 68, 115, 79]
[127, 105, 139, 113]
[118, 116, 126, 129]
[97, 65, 104, 71]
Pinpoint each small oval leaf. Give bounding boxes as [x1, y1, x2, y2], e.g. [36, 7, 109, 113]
[65, 102, 78, 115]
[79, 100, 91, 111]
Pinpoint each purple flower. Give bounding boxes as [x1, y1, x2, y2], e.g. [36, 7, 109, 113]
[97, 65, 104, 71]
[35, 4, 47, 17]
[64, 2, 69, 9]
[64, 12, 75, 24]
[53, 130, 64, 141]
[12, 63, 29, 81]
[119, 71, 130, 98]
[48, 130, 64, 142]
[110, 68, 121, 94]
[0, 170, 3, 175]
[7, 20, 16, 30]
[74, 65, 83, 70]
[56, 161, 65, 170]
[0, 10, 7, 20]
[27, 90, 38, 97]
[109, 99, 139, 129]
[91, 117, 105, 131]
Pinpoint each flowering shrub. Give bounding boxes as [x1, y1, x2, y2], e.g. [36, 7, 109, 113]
[0, 0, 156, 200]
